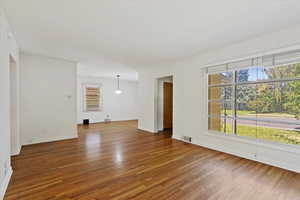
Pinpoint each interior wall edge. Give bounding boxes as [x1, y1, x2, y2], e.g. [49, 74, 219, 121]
[0, 166, 12, 200]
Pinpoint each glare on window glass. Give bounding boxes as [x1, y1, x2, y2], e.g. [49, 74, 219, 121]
[208, 86, 232, 101]
[259, 63, 300, 81]
[208, 117, 233, 134]
[208, 101, 233, 117]
[208, 72, 233, 85]
[237, 66, 265, 83]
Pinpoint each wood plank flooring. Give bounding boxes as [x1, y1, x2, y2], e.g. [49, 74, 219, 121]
[5, 120, 300, 200]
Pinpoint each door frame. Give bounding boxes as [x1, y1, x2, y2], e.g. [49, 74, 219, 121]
[9, 55, 21, 156]
[155, 76, 173, 133]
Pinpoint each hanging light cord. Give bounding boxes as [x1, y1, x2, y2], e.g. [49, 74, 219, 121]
[117, 75, 120, 90]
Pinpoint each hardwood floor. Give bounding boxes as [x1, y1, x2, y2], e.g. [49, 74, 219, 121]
[5, 120, 300, 200]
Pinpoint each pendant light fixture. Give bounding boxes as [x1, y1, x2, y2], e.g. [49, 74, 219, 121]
[115, 74, 122, 94]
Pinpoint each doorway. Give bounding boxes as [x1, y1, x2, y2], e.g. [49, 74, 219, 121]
[163, 82, 173, 129]
[157, 76, 173, 134]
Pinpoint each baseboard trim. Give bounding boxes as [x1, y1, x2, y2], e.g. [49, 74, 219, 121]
[0, 166, 12, 200]
[22, 135, 78, 146]
[198, 141, 300, 173]
[77, 119, 138, 125]
[137, 128, 157, 134]
[172, 136, 300, 173]
[11, 145, 22, 156]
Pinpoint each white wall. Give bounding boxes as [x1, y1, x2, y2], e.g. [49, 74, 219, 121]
[0, 8, 19, 200]
[157, 77, 172, 131]
[138, 25, 300, 173]
[137, 67, 174, 133]
[9, 57, 20, 156]
[20, 53, 78, 145]
[77, 76, 138, 124]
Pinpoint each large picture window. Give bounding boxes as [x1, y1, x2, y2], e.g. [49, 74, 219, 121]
[207, 52, 300, 146]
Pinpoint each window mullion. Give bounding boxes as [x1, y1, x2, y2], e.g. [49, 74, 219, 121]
[233, 71, 237, 135]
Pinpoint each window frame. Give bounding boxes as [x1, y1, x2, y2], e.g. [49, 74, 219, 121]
[82, 83, 103, 112]
[207, 65, 300, 148]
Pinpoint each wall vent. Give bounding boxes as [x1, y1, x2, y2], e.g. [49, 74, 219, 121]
[183, 136, 192, 143]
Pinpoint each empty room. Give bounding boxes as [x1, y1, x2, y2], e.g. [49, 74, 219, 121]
[1, 1, 300, 200]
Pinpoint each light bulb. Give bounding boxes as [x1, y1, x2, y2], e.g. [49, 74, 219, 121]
[115, 89, 122, 94]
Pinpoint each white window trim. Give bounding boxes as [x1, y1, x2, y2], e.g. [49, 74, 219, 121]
[205, 130, 300, 155]
[206, 62, 300, 151]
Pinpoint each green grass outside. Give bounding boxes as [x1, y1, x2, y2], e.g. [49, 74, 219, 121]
[213, 108, 300, 145]
[221, 123, 300, 146]
[237, 110, 254, 115]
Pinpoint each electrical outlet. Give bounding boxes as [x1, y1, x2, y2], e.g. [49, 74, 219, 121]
[183, 136, 192, 143]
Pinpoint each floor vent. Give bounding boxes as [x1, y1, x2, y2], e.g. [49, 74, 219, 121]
[183, 136, 192, 143]
[104, 115, 111, 123]
[83, 119, 89, 125]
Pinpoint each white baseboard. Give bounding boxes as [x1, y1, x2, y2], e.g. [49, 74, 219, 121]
[137, 127, 157, 134]
[22, 135, 78, 146]
[11, 145, 21, 156]
[0, 167, 12, 200]
[77, 119, 138, 125]
[172, 135, 300, 173]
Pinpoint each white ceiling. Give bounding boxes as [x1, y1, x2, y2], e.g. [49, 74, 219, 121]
[3, 0, 300, 66]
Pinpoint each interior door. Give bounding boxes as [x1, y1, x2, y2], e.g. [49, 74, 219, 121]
[163, 82, 173, 129]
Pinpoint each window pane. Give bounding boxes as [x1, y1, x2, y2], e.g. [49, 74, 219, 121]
[208, 86, 232, 101]
[257, 121, 300, 145]
[259, 63, 300, 81]
[255, 79, 300, 145]
[255, 81, 295, 116]
[236, 65, 300, 83]
[208, 101, 233, 117]
[236, 119, 257, 139]
[237, 68, 252, 82]
[236, 84, 256, 118]
[86, 87, 100, 111]
[208, 117, 233, 134]
[208, 72, 233, 85]
[282, 80, 300, 120]
[237, 66, 261, 83]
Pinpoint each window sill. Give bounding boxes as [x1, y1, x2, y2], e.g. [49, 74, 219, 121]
[204, 131, 300, 155]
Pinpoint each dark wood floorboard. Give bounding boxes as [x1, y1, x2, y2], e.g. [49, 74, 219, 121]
[5, 120, 300, 200]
